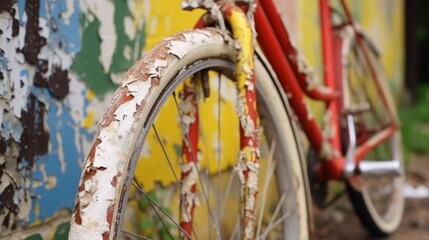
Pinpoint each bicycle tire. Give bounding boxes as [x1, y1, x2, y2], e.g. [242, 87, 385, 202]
[69, 28, 308, 240]
[340, 28, 404, 237]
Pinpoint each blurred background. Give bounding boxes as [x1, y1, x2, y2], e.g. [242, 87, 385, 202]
[0, 0, 427, 239]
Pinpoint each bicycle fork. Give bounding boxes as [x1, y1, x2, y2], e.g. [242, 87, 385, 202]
[180, 2, 259, 239]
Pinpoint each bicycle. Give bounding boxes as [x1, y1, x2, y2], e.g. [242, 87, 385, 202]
[69, 0, 404, 239]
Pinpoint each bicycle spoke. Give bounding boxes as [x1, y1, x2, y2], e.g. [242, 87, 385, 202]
[217, 71, 222, 235]
[256, 140, 277, 238]
[266, 193, 287, 231]
[259, 211, 291, 240]
[152, 124, 180, 183]
[229, 220, 240, 240]
[220, 165, 237, 221]
[132, 178, 193, 240]
[151, 123, 201, 239]
[259, 186, 294, 240]
[121, 230, 152, 240]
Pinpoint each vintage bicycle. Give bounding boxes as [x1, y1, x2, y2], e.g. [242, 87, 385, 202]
[69, 0, 404, 239]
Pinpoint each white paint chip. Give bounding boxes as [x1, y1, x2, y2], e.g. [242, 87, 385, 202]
[168, 41, 189, 59]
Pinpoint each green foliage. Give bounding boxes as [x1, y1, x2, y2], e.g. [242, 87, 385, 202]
[137, 190, 178, 239]
[399, 84, 429, 159]
[138, 192, 158, 209]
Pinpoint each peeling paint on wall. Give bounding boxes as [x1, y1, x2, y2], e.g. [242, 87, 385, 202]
[71, 0, 146, 97]
[0, 0, 147, 235]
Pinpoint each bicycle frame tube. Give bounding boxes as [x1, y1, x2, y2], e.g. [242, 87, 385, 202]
[319, 0, 342, 153]
[340, 0, 399, 129]
[337, 1, 399, 166]
[191, 0, 399, 182]
[254, 0, 399, 180]
[255, 0, 341, 168]
[179, 78, 200, 239]
[221, 5, 260, 239]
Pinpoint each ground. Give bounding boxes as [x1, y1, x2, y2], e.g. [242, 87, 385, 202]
[311, 154, 429, 240]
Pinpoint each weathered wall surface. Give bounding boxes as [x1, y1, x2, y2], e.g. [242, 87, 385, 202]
[0, 0, 404, 239]
[0, 0, 147, 237]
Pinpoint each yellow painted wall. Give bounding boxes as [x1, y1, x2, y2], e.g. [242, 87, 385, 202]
[137, 0, 404, 188]
[142, 0, 205, 50]
[142, 0, 404, 100]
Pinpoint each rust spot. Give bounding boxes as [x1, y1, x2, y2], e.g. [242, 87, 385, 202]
[78, 169, 95, 193]
[83, 169, 97, 180]
[221, 4, 234, 17]
[123, 33, 186, 81]
[100, 88, 134, 128]
[151, 77, 160, 86]
[102, 203, 115, 240]
[106, 203, 114, 225]
[88, 138, 102, 163]
[78, 166, 107, 192]
[102, 232, 110, 240]
[111, 172, 122, 187]
[78, 164, 107, 192]
[133, 99, 147, 119]
[73, 200, 82, 225]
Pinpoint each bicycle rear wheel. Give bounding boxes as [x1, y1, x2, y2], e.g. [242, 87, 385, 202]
[69, 29, 308, 240]
[340, 29, 404, 237]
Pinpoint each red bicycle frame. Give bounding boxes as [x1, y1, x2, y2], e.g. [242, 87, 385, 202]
[185, 0, 399, 237]
[254, 0, 398, 180]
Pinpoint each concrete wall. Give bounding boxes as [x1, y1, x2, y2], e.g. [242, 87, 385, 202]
[0, 0, 404, 238]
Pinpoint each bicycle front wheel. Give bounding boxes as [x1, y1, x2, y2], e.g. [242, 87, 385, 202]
[340, 28, 404, 237]
[69, 29, 308, 240]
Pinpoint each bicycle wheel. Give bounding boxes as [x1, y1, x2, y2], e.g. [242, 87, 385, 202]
[69, 29, 308, 240]
[340, 28, 404, 237]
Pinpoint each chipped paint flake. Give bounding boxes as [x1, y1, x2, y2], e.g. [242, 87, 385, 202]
[234, 146, 260, 239]
[148, 59, 168, 78]
[178, 93, 197, 148]
[182, 29, 212, 43]
[179, 162, 200, 222]
[168, 40, 190, 59]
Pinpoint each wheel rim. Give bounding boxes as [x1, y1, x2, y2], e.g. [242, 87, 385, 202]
[344, 36, 404, 233]
[118, 58, 303, 239]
